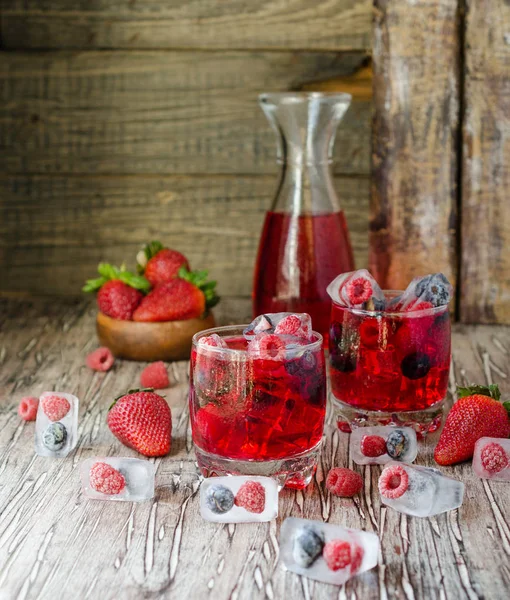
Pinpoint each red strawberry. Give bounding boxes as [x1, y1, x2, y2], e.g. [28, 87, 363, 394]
[41, 394, 70, 422]
[89, 462, 126, 495]
[133, 279, 205, 322]
[434, 384, 510, 466]
[144, 248, 189, 287]
[326, 467, 363, 497]
[107, 389, 172, 457]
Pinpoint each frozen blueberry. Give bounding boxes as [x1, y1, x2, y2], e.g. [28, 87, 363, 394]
[292, 525, 325, 568]
[43, 422, 67, 451]
[401, 352, 431, 380]
[415, 273, 452, 307]
[205, 484, 235, 514]
[386, 430, 410, 460]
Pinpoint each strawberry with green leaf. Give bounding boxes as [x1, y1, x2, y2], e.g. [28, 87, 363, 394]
[83, 263, 151, 321]
[137, 240, 189, 286]
[434, 384, 510, 466]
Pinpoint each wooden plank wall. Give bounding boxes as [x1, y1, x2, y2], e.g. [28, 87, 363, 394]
[0, 1, 372, 300]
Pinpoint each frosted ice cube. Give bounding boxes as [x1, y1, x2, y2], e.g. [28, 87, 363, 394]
[473, 437, 510, 481]
[327, 269, 385, 309]
[350, 426, 418, 465]
[200, 476, 278, 523]
[280, 517, 379, 585]
[244, 313, 312, 340]
[80, 457, 155, 502]
[378, 462, 464, 517]
[35, 391, 79, 458]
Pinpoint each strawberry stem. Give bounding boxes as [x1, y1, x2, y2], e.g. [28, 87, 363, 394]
[137, 241, 164, 274]
[83, 263, 151, 294]
[457, 384, 501, 401]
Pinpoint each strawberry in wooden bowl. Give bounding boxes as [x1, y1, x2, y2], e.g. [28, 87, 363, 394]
[84, 242, 219, 361]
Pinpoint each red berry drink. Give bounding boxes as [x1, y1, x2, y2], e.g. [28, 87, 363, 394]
[190, 321, 326, 489]
[253, 211, 354, 341]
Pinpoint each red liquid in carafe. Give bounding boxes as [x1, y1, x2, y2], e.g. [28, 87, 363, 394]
[253, 211, 354, 339]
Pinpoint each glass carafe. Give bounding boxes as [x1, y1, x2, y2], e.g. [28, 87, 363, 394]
[253, 92, 355, 339]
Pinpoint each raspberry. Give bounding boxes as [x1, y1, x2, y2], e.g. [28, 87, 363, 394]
[41, 394, 71, 422]
[89, 462, 126, 495]
[323, 540, 352, 571]
[326, 467, 363, 497]
[86, 347, 115, 372]
[360, 435, 387, 457]
[344, 277, 373, 305]
[405, 300, 434, 312]
[480, 442, 509, 474]
[234, 481, 265, 513]
[18, 397, 39, 421]
[378, 464, 409, 499]
[249, 334, 286, 361]
[337, 421, 352, 433]
[198, 334, 227, 348]
[350, 543, 364, 574]
[274, 314, 312, 339]
[140, 362, 170, 389]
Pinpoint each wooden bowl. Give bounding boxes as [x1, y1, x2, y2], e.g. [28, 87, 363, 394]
[96, 312, 216, 361]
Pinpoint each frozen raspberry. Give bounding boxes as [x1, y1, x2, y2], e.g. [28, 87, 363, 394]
[18, 397, 39, 421]
[140, 361, 170, 389]
[86, 347, 115, 372]
[480, 442, 509, 474]
[323, 540, 352, 571]
[41, 394, 71, 422]
[405, 300, 434, 312]
[234, 481, 266, 513]
[274, 314, 312, 339]
[249, 334, 286, 360]
[326, 467, 363, 497]
[350, 543, 364, 574]
[337, 421, 352, 433]
[361, 435, 387, 457]
[198, 334, 227, 348]
[344, 277, 373, 305]
[378, 464, 409, 499]
[89, 462, 126, 495]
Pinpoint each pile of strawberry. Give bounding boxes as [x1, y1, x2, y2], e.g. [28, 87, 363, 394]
[83, 241, 219, 322]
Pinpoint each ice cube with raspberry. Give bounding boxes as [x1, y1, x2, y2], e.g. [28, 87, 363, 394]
[200, 476, 278, 523]
[280, 517, 379, 585]
[35, 391, 79, 458]
[473, 437, 510, 480]
[81, 457, 155, 502]
[327, 269, 385, 310]
[378, 462, 464, 517]
[244, 313, 312, 341]
[350, 426, 418, 465]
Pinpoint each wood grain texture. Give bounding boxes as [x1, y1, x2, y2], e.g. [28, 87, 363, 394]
[0, 298, 509, 599]
[370, 0, 460, 294]
[0, 174, 369, 298]
[0, 50, 370, 176]
[460, 0, 510, 324]
[0, 0, 371, 51]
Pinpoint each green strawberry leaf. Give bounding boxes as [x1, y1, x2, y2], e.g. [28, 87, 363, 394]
[457, 384, 501, 401]
[503, 401, 510, 417]
[97, 262, 119, 280]
[82, 276, 108, 293]
[84, 263, 151, 294]
[118, 271, 152, 293]
[178, 266, 220, 311]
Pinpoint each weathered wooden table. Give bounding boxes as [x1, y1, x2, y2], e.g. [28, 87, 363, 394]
[0, 298, 508, 599]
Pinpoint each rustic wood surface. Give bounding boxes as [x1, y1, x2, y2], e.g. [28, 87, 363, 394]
[0, 51, 370, 177]
[0, 174, 368, 298]
[1, 0, 371, 51]
[0, 297, 509, 599]
[370, 0, 460, 297]
[460, 0, 510, 324]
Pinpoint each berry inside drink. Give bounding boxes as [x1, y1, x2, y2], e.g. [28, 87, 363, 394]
[329, 299, 451, 412]
[253, 211, 354, 341]
[190, 335, 326, 463]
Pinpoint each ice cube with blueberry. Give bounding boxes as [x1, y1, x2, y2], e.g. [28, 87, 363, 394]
[378, 462, 464, 517]
[81, 457, 155, 502]
[35, 391, 79, 458]
[200, 476, 278, 523]
[350, 426, 418, 465]
[473, 437, 510, 480]
[327, 269, 385, 310]
[244, 313, 312, 341]
[398, 273, 453, 311]
[280, 517, 379, 585]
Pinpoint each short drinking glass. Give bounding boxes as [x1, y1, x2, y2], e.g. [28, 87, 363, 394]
[190, 325, 326, 488]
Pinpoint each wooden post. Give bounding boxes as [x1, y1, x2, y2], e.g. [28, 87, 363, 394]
[460, 0, 510, 323]
[370, 0, 460, 299]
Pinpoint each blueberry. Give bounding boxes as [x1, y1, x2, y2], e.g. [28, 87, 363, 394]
[401, 352, 431, 379]
[205, 484, 235, 514]
[285, 351, 317, 375]
[415, 273, 451, 307]
[293, 526, 325, 568]
[43, 422, 67, 451]
[330, 352, 357, 373]
[386, 430, 410, 460]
